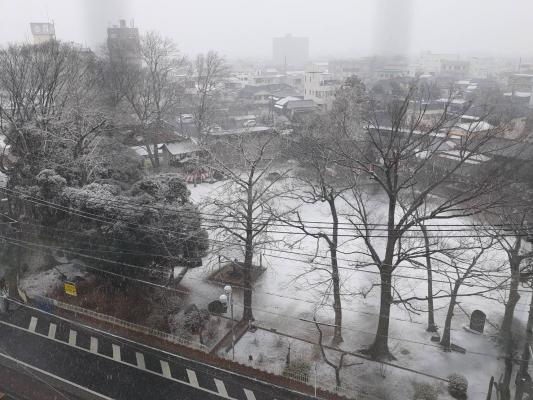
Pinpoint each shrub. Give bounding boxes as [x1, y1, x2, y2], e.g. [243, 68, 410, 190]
[447, 374, 468, 399]
[412, 382, 439, 400]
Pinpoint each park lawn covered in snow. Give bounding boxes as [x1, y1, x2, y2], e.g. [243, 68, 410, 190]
[181, 179, 529, 400]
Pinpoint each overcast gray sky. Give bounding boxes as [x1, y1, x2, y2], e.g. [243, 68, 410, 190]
[1, 0, 532, 59]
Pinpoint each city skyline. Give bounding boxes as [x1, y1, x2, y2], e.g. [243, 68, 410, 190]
[1, 0, 533, 60]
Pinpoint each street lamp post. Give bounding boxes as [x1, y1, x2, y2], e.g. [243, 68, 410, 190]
[220, 285, 235, 360]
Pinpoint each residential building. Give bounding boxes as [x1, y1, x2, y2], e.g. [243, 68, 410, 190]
[30, 22, 55, 44]
[375, 65, 410, 80]
[328, 59, 362, 80]
[303, 71, 340, 110]
[440, 59, 470, 79]
[272, 34, 309, 68]
[418, 51, 460, 75]
[160, 139, 203, 166]
[107, 19, 141, 65]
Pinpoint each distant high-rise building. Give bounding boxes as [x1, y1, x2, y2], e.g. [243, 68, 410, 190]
[272, 34, 309, 68]
[30, 22, 56, 44]
[107, 19, 141, 65]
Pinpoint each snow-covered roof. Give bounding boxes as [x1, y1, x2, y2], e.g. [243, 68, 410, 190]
[232, 115, 257, 121]
[131, 146, 149, 156]
[162, 140, 200, 155]
[436, 98, 468, 105]
[130, 146, 162, 157]
[275, 96, 302, 107]
[461, 115, 480, 121]
[503, 91, 531, 98]
[208, 126, 273, 136]
[455, 121, 494, 132]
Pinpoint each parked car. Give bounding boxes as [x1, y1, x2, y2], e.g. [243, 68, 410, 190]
[179, 114, 194, 124]
[206, 124, 223, 133]
[243, 119, 257, 128]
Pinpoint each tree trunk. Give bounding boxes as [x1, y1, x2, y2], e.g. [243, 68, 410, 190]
[500, 258, 521, 400]
[152, 142, 160, 168]
[502, 260, 521, 340]
[366, 266, 393, 359]
[328, 197, 343, 345]
[440, 281, 460, 350]
[242, 239, 254, 321]
[366, 195, 397, 360]
[335, 367, 341, 388]
[514, 290, 533, 400]
[242, 184, 254, 322]
[421, 224, 437, 332]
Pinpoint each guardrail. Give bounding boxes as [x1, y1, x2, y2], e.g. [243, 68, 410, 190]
[31, 295, 208, 352]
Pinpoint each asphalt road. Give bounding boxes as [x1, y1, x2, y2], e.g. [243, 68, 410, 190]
[0, 301, 315, 400]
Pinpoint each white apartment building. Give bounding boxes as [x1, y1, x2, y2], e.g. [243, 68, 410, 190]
[418, 51, 460, 75]
[303, 71, 340, 110]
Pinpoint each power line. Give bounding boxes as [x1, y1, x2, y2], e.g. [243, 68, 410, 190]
[3, 186, 532, 236]
[5, 234, 526, 358]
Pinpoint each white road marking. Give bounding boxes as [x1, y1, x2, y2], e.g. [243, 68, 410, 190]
[186, 369, 199, 387]
[0, 314, 269, 400]
[90, 337, 98, 353]
[214, 379, 229, 397]
[160, 360, 171, 378]
[112, 344, 121, 361]
[135, 352, 145, 369]
[47, 323, 57, 339]
[28, 316, 37, 332]
[68, 329, 77, 346]
[244, 389, 257, 400]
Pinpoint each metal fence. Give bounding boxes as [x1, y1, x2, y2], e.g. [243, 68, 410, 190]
[29, 294, 356, 399]
[277, 365, 356, 399]
[31, 295, 208, 352]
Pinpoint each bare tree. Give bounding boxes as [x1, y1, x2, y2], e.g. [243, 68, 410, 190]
[206, 133, 285, 322]
[191, 51, 227, 138]
[116, 32, 187, 167]
[480, 201, 533, 400]
[313, 316, 362, 388]
[335, 82, 506, 360]
[281, 117, 353, 345]
[437, 236, 499, 349]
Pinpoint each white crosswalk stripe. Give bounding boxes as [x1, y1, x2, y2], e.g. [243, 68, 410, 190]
[244, 388, 257, 400]
[160, 360, 171, 378]
[112, 344, 121, 361]
[214, 379, 229, 397]
[186, 369, 199, 387]
[68, 329, 77, 346]
[28, 317, 37, 332]
[90, 337, 98, 353]
[47, 323, 57, 339]
[135, 352, 145, 369]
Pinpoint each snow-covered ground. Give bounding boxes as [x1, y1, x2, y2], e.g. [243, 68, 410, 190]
[13, 177, 527, 399]
[19, 263, 87, 298]
[182, 179, 530, 399]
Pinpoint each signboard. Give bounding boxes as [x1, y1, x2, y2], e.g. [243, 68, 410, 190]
[64, 282, 78, 297]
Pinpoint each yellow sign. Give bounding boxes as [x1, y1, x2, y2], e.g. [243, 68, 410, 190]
[64, 282, 78, 297]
